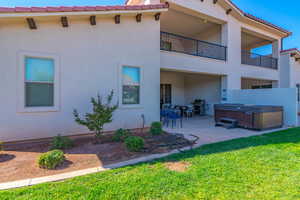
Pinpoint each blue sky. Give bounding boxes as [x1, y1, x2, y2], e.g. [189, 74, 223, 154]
[0, 0, 298, 53]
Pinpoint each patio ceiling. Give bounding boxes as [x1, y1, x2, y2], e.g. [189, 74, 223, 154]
[161, 8, 221, 39]
[241, 31, 272, 50]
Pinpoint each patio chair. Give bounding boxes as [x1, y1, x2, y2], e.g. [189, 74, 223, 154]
[184, 105, 194, 119]
[168, 111, 183, 128]
[162, 104, 172, 109]
[160, 109, 170, 127]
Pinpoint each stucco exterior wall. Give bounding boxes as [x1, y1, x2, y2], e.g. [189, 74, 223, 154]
[184, 74, 221, 115]
[279, 54, 291, 88]
[280, 54, 300, 112]
[289, 59, 300, 88]
[290, 59, 300, 112]
[0, 16, 161, 142]
[280, 54, 300, 88]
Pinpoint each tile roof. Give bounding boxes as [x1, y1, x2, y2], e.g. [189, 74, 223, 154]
[280, 48, 300, 54]
[0, 3, 169, 13]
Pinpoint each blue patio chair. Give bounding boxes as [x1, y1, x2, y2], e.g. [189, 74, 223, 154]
[162, 104, 172, 109]
[168, 111, 183, 128]
[160, 109, 170, 126]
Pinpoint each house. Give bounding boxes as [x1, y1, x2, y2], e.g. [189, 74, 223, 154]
[0, 0, 294, 142]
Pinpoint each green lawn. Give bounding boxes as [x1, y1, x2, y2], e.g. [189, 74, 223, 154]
[2, 128, 300, 200]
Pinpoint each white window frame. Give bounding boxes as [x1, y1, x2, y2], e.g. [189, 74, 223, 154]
[17, 51, 60, 113]
[119, 65, 143, 109]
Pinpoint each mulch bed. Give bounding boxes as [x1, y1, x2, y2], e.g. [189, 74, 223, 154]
[0, 131, 196, 183]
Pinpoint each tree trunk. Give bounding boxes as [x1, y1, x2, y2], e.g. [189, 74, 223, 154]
[94, 130, 102, 144]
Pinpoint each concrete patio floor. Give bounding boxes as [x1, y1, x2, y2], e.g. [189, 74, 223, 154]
[163, 116, 287, 146]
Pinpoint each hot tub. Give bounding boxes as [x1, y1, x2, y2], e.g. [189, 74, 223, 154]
[214, 104, 283, 130]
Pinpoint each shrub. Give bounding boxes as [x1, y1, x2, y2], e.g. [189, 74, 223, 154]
[150, 122, 163, 135]
[113, 129, 131, 142]
[38, 150, 65, 169]
[73, 90, 118, 143]
[0, 141, 3, 151]
[50, 135, 73, 150]
[125, 136, 144, 152]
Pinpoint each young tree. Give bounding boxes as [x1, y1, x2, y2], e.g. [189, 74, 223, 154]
[73, 90, 118, 143]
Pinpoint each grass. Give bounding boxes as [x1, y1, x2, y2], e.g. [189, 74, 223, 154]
[2, 128, 300, 200]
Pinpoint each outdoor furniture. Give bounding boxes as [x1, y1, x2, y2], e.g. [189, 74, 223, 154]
[175, 105, 188, 117]
[168, 111, 183, 128]
[192, 99, 206, 116]
[160, 109, 183, 128]
[160, 109, 170, 126]
[184, 105, 194, 119]
[162, 104, 172, 109]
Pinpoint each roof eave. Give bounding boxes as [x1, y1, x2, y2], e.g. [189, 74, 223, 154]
[0, 3, 169, 18]
[281, 48, 300, 56]
[244, 13, 291, 38]
[0, 8, 168, 18]
[222, 0, 291, 38]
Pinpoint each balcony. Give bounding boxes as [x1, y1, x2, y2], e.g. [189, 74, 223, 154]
[160, 32, 227, 61]
[241, 51, 278, 70]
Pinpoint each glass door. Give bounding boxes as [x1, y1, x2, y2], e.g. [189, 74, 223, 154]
[160, 84, 172, 108]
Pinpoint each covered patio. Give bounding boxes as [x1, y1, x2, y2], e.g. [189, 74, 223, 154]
[163, 116, 285, 146]
[160, 70, 223, 116]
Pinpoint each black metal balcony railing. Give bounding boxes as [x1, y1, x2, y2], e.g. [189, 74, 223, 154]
[160, 32, 227, 61]
[241, 51, 278, 70]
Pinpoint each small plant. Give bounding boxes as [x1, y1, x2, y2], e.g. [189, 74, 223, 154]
[73, 90, 118, 143]
[0, 141, 3, 151]
[113, 129, 131, 142]
[125, 136, 144, 152]
[38, 150, 65, 169]
[150, 122, 163, 135]
[50, 135, 73, 150]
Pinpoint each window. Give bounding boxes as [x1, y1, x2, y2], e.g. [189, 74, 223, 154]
[25, 57, 54, 107]
[18, 51, 60, 113]
[122, 66, 140, 105]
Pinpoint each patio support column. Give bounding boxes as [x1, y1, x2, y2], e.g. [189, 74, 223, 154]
[273, 40, 281, 86]
[226, 21, 241, 65]
[221, 23, 228, 47]
[221, 75, 241, 103]
[272, 40, 280, 59]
